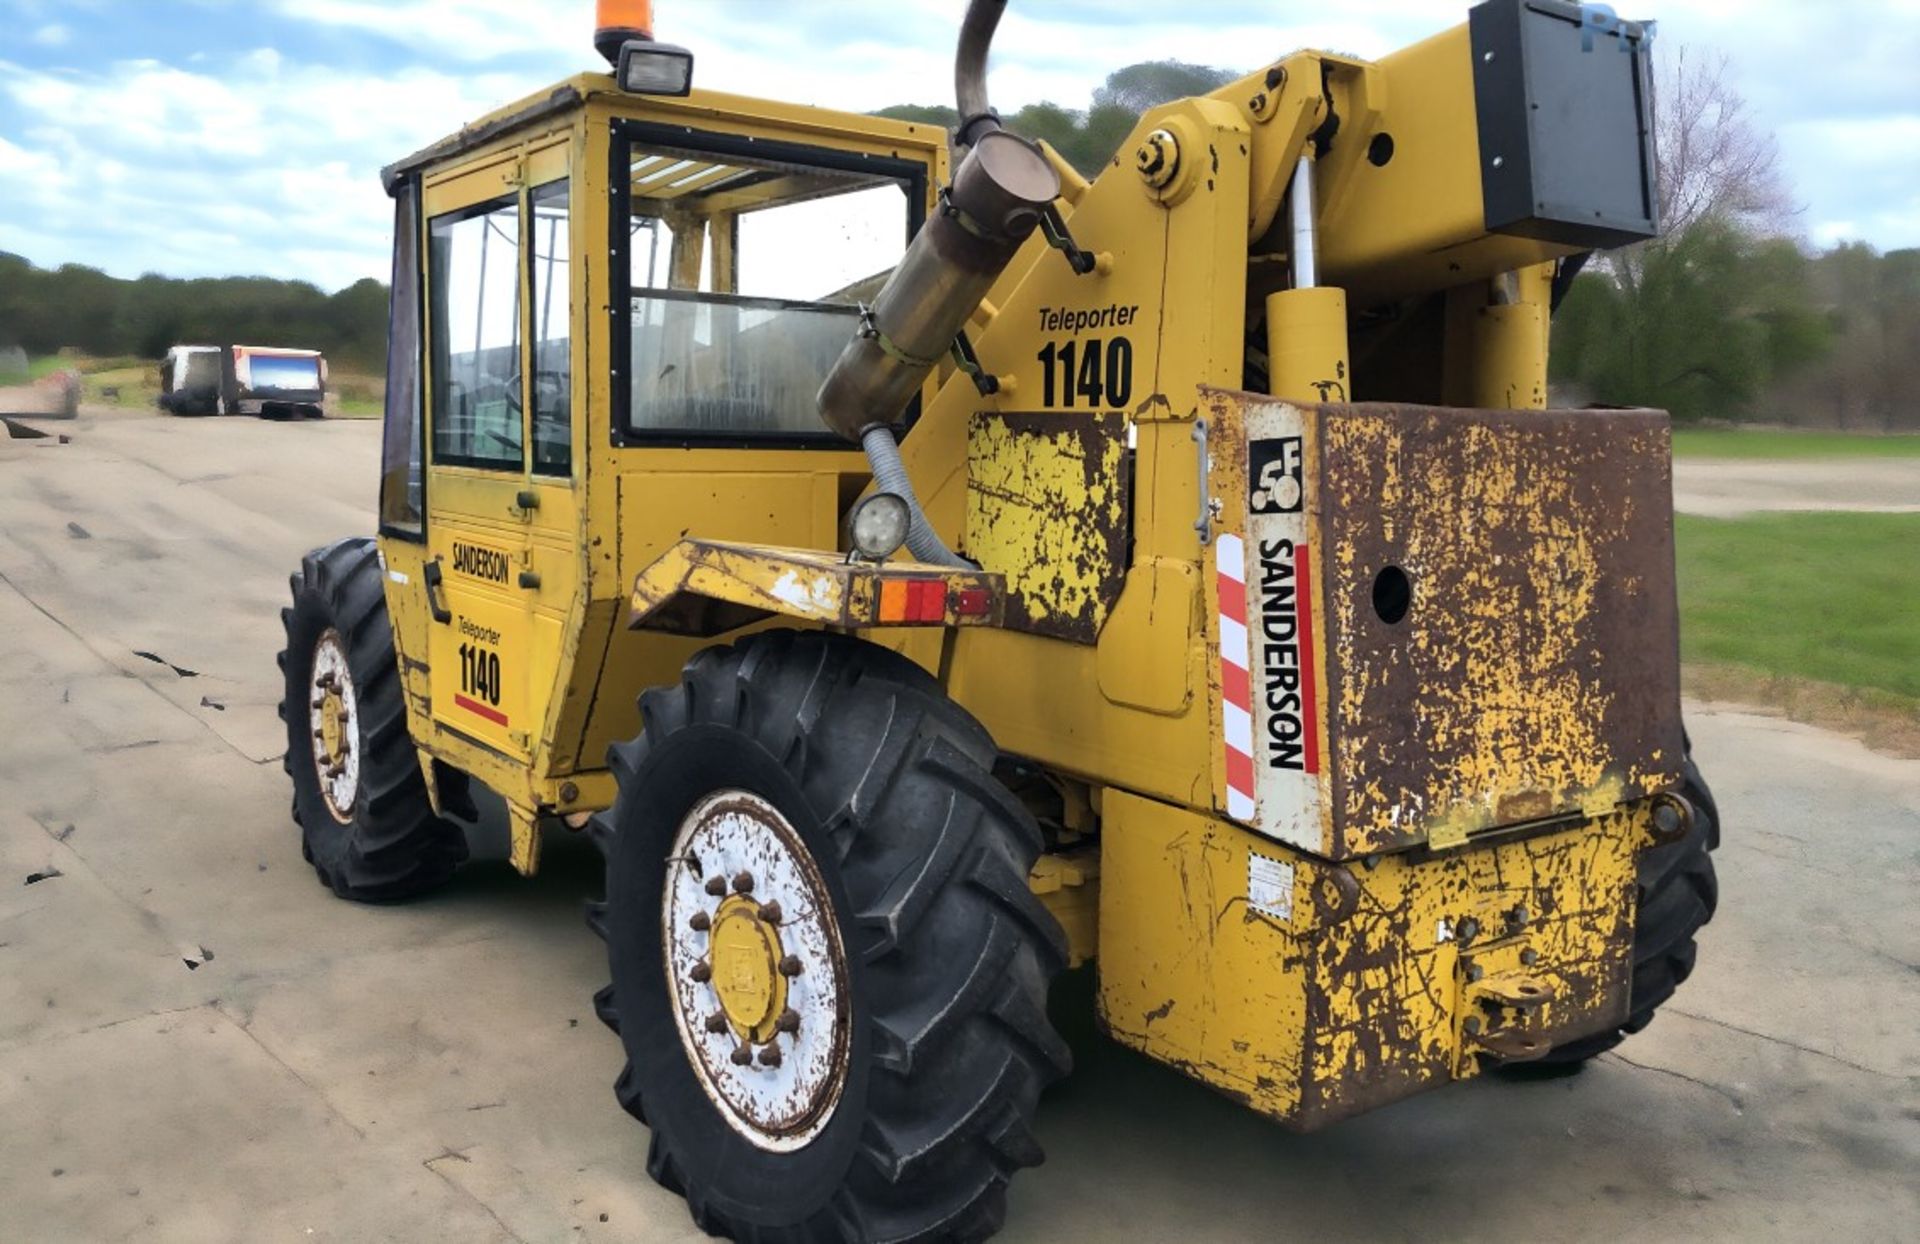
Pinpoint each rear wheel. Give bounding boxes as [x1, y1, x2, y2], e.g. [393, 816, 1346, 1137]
[278, 537, 466, 900]
[1522, 753, 1719, 1068]
[591, 630, 1069, 1242]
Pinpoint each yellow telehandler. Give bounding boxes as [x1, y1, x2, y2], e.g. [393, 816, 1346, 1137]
[279, 0, 1717, 1237]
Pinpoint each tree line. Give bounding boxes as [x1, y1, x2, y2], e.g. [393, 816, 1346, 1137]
[5, 54, 1913, 426]
[0, 251, 388, 373]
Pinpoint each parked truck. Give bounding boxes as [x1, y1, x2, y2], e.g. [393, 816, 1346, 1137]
[160, 344, 328, 419]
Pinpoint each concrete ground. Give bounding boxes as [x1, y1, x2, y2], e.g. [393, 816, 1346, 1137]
[2, 408, 1916, 1243]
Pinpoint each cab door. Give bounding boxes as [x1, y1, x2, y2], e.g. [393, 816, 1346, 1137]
[421, 153, 537, 757]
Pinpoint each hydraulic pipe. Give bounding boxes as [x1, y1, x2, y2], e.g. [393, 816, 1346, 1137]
[1289, 155, 1317, 289]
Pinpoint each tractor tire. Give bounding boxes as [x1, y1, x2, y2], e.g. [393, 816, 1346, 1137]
[1522, 754, 1720, 1068]
[590, 630, 1070, 1243]
[277, 537, 467, 901]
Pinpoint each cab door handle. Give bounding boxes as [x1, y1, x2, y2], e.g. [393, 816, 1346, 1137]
[423, 558, 453, 624]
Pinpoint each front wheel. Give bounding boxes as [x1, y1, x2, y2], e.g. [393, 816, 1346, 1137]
[591, 631, 1069, 1242]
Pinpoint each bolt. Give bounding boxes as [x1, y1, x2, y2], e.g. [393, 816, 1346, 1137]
[690, 960, 712, 984]
[1510, 905, 1529, 926]
[1520, 948, 1540, 966]
[730, 1044, 752, 1066]
[758, 900, 783, 925]
[1456, 917, 1480, 943]
[1465, 962, 1484, 983]
[1265, 65, 1287, 90]
[1463, 1016, 1483, 1036]
[689, 910, 711, 932]
[1249, 91, 1267, 113]
[779, 955, 804, 978]
[758, 1045, 783, 1069]
[776, 1008, 800, 1035]
[1652, 802, 1682, 838]
[705, 876, 727, 897]
[705, 1013, 729, 1034]
[732, 871, 755, 895]
[559, 781, 580, 804]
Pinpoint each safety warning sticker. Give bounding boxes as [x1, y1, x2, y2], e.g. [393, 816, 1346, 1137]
[1247, 852, 1296, 922]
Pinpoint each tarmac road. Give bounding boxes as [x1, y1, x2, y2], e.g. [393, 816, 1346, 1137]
[2, 409, 1916, 1242]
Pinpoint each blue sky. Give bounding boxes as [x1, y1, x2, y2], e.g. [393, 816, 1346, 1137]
[2, 0, 1915, 290]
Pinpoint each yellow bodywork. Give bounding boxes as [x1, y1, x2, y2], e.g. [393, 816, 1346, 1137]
[373, 13, 1677, 1125]
[1098, 789, 1638, 1127]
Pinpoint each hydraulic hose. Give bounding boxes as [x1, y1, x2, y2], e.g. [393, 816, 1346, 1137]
[862, 427, 967, 567]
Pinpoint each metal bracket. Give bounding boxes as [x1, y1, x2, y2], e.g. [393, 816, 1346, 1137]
[1040, 203, 1098, 275]
[950, 330, 999, 396]
[1463, 973, 1557, 1063]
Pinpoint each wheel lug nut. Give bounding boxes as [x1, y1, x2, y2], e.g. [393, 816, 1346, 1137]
[758, 901, 782, 925]
[689, 911, 711, 932]
[779, 955, 803, 977]
[732, 871, 754, 894]
[730, 1044, 752, 1066]
[705, 1013, 729, 1034]
[758, 1045, 783, 1068]
[704, 876, 727, 897]
[775, 1008, 800, 1034]
[690, 960, 712, 983]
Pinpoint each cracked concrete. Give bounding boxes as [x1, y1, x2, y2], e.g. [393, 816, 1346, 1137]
[1, 407, 1916, 1241]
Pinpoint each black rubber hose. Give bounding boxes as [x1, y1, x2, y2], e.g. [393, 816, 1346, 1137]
[954, 0, 1008, 148]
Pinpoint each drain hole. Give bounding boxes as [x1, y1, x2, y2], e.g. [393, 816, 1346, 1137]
[1372, 566, 1411, 625]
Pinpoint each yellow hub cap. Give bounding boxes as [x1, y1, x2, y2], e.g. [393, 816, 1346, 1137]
[708, 895, 788, 1042]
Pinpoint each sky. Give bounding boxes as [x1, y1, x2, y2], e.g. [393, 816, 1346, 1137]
[1, 0, 1916, 291]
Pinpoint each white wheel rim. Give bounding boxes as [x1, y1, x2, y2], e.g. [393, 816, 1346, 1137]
[308, 628, 360, 824]
[661, 790, 849, 1151]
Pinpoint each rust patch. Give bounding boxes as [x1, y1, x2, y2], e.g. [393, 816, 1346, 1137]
[1314, 403, 1685, 857]
[965, 411, 1130, 643]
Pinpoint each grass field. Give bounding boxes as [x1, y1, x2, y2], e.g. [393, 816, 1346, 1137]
[1673, 427, 1920, 459]
[1677, 512, 1920, 704]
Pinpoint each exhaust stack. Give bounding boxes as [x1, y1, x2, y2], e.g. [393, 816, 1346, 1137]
[815, 0, 1058, 565]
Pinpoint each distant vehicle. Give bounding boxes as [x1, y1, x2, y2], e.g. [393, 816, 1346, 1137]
[159, 344, 328, 419]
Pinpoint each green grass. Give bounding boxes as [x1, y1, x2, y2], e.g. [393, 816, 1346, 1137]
[1673, 427, 1920, 459]
[1677, 512, 1920, 703]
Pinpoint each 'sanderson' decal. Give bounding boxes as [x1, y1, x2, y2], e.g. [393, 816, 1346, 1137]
[451, 541, 511, 584]
[1254, 537, 1319, 774]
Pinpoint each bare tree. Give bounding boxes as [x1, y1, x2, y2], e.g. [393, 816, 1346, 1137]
[1652, 46, 1798, 241]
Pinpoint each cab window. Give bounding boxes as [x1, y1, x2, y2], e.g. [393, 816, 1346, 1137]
[610, 122, 926, 444]
[529, 179, 572, 475]
[429, 195, 523, 470]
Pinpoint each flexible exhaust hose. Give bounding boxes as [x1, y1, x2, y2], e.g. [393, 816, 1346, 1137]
[862, 426, 969, 566]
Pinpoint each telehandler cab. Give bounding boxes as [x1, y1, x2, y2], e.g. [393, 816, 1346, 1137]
[280, 0, 1718, 1237]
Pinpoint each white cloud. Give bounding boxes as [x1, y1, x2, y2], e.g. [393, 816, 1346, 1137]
[32, 23, 70, 46]
[4, 0, 1917, 289]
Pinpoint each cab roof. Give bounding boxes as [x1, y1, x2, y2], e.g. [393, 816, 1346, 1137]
[381, 72, 941, 196]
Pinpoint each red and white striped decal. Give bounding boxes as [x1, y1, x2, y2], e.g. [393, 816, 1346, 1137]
[1216, 533, 1257, 822]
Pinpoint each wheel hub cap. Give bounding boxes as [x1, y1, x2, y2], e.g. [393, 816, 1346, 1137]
[709, 894, 788, 1040]
[662, 790, 849, 1152]
[307, 628, 360, 824]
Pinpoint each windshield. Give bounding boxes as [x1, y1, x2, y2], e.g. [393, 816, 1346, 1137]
[612, 126, 925, 441]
